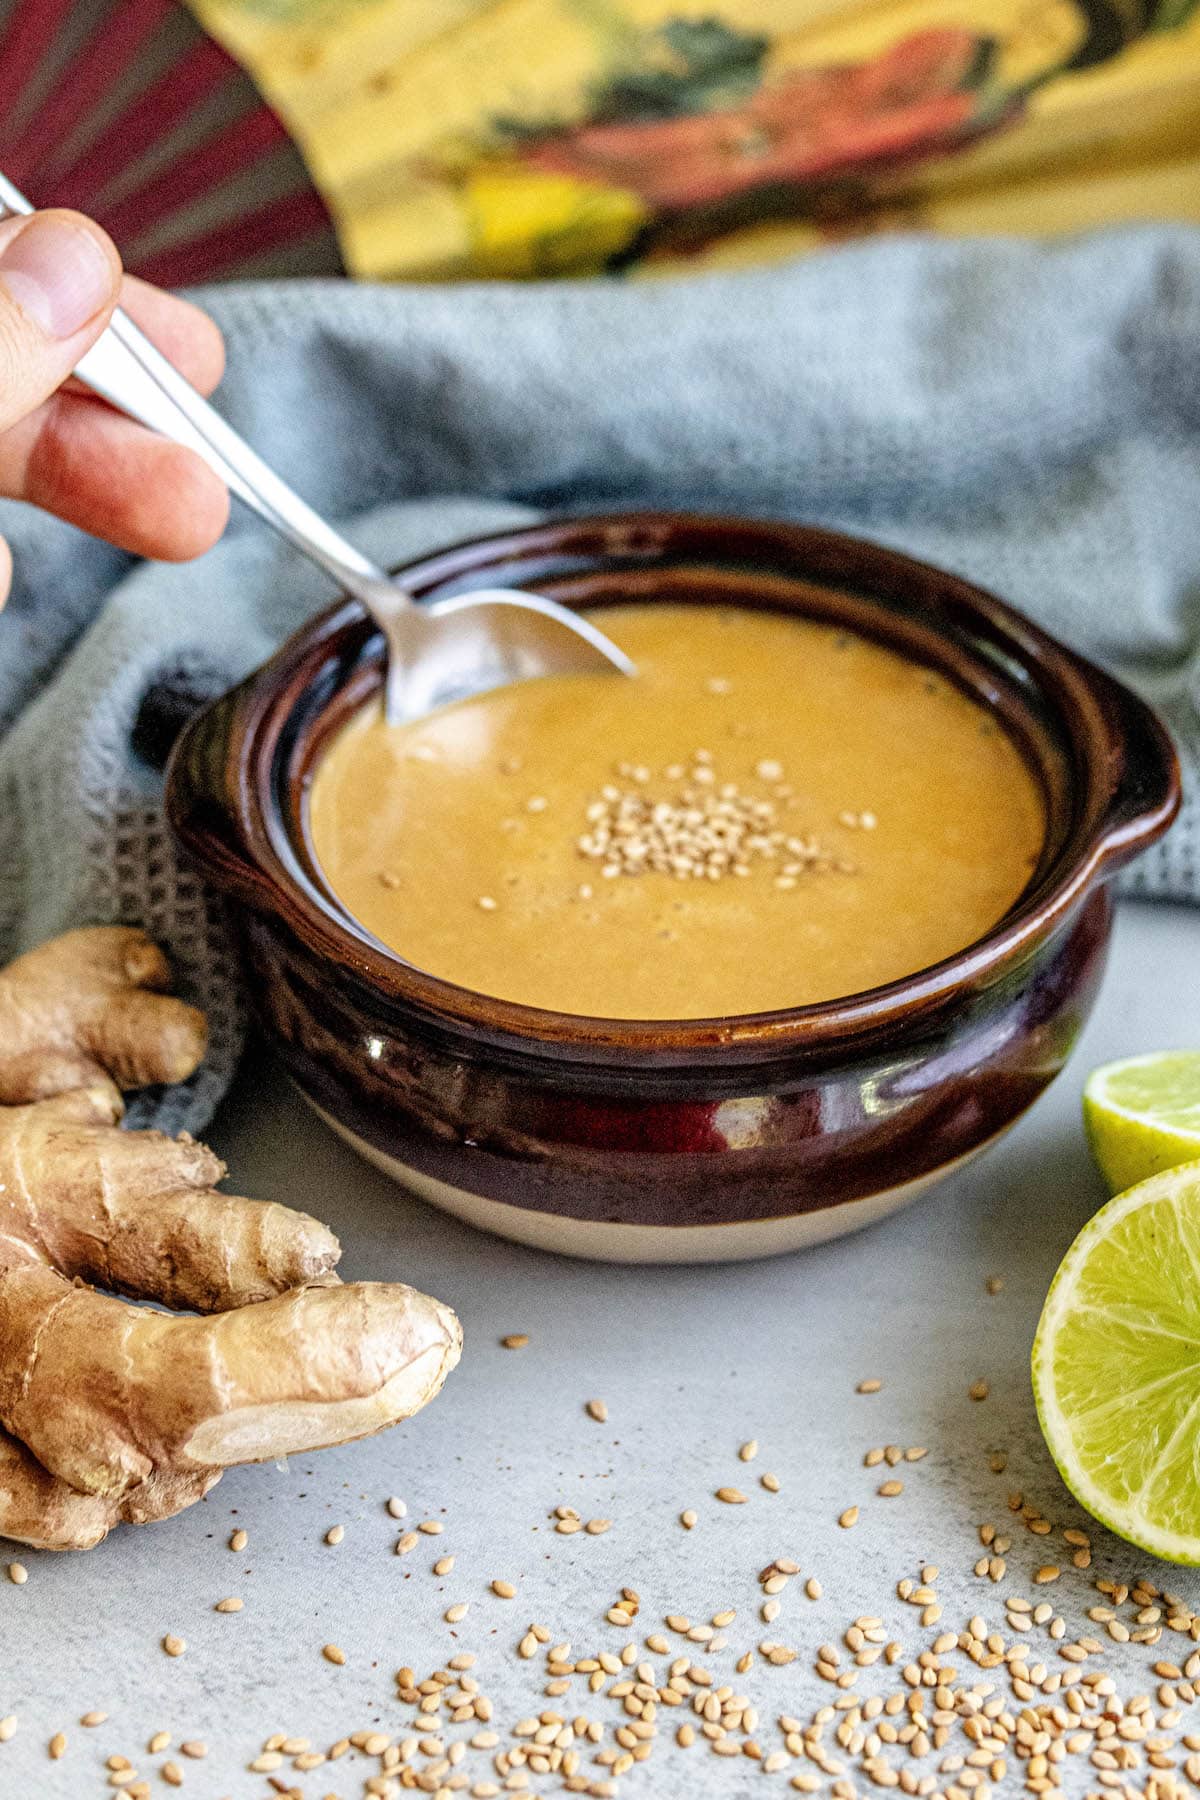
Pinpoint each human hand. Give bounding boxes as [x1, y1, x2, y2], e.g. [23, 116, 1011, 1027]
[0, 208, 229, 604]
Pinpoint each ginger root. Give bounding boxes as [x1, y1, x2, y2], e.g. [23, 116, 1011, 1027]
[0, 927, 207, 1108]
[0, 927, 461, 1551]
[0, 1086, 338, 1310]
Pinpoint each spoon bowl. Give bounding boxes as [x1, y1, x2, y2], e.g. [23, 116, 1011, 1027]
[360, 578, 635, 722]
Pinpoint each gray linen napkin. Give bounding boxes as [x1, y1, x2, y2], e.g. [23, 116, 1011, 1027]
[0, 225, 1195, 1133]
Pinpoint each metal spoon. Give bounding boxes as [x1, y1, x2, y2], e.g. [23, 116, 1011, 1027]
[0, 173, 635, 723]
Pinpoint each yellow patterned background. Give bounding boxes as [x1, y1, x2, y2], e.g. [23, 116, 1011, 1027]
[185, 0, 1200, 280]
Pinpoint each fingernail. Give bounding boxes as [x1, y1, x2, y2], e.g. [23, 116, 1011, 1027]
[0, 216, 115, 338]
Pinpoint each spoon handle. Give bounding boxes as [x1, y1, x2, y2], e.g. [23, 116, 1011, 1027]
[0, 171, 394, 602]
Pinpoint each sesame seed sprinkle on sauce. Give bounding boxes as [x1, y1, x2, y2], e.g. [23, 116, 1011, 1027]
[574, 756, 856, 889]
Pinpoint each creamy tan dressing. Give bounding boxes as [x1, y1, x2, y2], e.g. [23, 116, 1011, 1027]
[308, 605, 1044, 1019]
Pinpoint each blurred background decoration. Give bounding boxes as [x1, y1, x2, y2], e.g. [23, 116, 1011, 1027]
[0, 0, 340, 282]
[0, 0, 1197, 285]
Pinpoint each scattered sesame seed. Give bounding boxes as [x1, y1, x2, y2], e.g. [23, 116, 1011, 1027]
[162, 1636, 185, 1658]
[48, 1731, 66, 1759]
[0, 1717, 15, 1742]
[969, 1379, 990, 1401]
[417, 1520, 444, 1534]
[501, 1334, 529, 1349]
[476, 895, 498, 911]
[229, 1528, 248, 1551]
[27, 1265, 1200, 1800]
[386, 1497, 408, 1519]
[214, 1596, 243, 1613]
[396, 1531, 419, 1554]
[585, 1399, 608, 1423]
[7, 1563, 27, 1584]
[147, 1734, 170, 1754]
[761, 1472, 781, 1492]
[856, 1379, 882, 1394]
[738, 1440, 758, 1462]
[715, 1487, 747, 1504]
[80, 1713, 107, 1728]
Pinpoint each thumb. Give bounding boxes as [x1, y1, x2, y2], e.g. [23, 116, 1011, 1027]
[0, 210, 121, 435]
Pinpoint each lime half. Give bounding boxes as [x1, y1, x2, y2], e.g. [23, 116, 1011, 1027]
[1084, 1051, 1200, 1194]
[1034, 1160, 1200, 1562]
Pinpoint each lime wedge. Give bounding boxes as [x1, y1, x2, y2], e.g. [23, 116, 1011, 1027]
[1033, 1161, 1200, 1561]
[1084, 1051, 1200, 1194]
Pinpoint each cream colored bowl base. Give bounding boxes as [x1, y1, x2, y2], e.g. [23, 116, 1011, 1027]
[306, 1096, 998, 1263]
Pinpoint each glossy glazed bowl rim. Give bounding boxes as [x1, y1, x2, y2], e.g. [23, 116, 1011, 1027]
[166, 511, 1180, 1069]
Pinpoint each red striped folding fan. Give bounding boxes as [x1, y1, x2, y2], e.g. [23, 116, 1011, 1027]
[0, 0, 342, 284]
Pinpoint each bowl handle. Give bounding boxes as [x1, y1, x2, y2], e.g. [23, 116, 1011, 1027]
[164, 675, 276, 911]
[1092, 671, 1182, 874]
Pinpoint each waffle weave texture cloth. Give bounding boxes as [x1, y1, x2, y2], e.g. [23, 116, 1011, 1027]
[0, 225, 1195, 1133]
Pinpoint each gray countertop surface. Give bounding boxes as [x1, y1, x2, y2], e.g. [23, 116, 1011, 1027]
[3, 900, 1199, 1800]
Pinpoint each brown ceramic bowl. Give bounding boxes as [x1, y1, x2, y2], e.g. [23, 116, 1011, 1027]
[166, 513, 1180, 1262]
